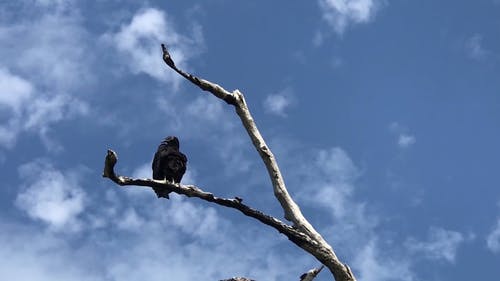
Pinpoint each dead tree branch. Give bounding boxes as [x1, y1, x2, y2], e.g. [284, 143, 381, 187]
[159, 44, 356, 281]
[103, 150, 330, 281]
[102, 44, 356, 281]
[104, 150, 312, 246]
[162, 44, 315, 233]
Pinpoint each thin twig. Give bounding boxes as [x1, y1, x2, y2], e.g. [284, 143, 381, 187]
[300, 265, 325, 281]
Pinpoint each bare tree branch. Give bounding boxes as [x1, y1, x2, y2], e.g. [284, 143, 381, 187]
[159, 44, 356, 281]
[162, 44, 313, 233]
[103, 149, 354, 281]
[104, 150, 313, 245]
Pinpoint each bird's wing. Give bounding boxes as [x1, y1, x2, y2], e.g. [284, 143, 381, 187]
[152, 151, 163, 180]
[171, 151, 187, 183]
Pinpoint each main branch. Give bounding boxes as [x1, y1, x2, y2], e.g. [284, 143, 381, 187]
[103, 149, 352, 280]
[159, 44, 356, 281]
[104, 150, 327, 277]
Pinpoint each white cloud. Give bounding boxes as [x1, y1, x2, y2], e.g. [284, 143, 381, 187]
[117, 208, 145, 231]
[1, 183, 310, 281]
[291, 146, 361, 223]
[0, 68, 32, 147]
[354, 240, 414, 281]
[0, 121, 20, 148]
[166, 197, 220, 238]
[486, 219, 500, 253]
[34, 0, 73, 7]
[0, 5, 92, 149]
[0, 222, 100, 281]
[25, 95, 88, 130]
[263, 90, 295, 117]
[398, 134, 416, 148]
[186, 95, 225, 122]
[0, 68, 88, 149]
[389, 122, 416, 149]
[303, 148, 360, 218]
[0, 10, 94, 92]
[288, 146, 417, 280]
[105, 8, 204, 86]
[156, 93, 236, 137]
[132, 162, 152, 179]
[0, 68, 33, 113]
[405, 227, 468, 263]
[318, 0, 383, 34]
[466, 34, 487, 60]
[15, 160, 87, 232]
[292, 146, 362, 222]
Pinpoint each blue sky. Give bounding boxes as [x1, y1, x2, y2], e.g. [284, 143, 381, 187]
[1, 1, 500, 280]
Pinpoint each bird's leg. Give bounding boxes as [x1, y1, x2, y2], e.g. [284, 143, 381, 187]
[152, 177, 171, 199]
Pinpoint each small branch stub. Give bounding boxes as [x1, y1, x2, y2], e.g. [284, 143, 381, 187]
[161, 44, 176, 68]
[102, 149, 118, 181]
[300, 265, 325, 281]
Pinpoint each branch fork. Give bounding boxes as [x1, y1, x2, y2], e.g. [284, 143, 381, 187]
[103, 44, 357, 281]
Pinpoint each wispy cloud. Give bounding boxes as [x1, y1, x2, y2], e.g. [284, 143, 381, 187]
[390, 122, 416, 149]
[15, 160, 87, 232]
[397, 134, 416, 148]
[116, 208, 145, 231]
[34, 0, 74, 8]
[486, 219, 500, 253]
[3, 183, 310, 281]
[0, 221, 100, 281]
[405, 227, 470, 263]
[0, 68, 33, 113]
[465, 34, 488, 60]
[0, 68, 88, 149]
[0, 8, 94, 92]
[354, 240, 415, 281]
[263, 89, 295, 117]
[186, 95, 225, 122]
[0, 68, 33, 147]
[301, 147, 361, 219]
[318, 0, 384, 34]
[103, 8, 204, 87]
[286, 146, 419, 280]
[0, 4, 92, 150]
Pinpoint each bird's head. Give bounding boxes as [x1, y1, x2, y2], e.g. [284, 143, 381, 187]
[163, 136, 180, 148]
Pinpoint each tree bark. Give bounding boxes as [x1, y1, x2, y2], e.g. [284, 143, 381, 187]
[102, 44, 357, 281]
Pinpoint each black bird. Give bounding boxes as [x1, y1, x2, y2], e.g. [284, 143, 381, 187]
[151, 136, 187, 199]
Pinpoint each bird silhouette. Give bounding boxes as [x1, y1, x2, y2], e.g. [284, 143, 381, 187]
[151, 136, 187, 199]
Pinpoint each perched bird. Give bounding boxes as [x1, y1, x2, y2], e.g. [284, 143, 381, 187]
[152, 136, 187, 199]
